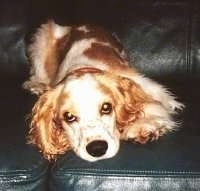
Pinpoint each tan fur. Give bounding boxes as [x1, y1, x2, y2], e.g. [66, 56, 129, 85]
[84, 42, 126, 67]
[28, 86, 70, 160]
[24, 21, 184, 161]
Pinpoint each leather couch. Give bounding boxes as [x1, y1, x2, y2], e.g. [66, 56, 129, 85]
[0, 0, 200, 190]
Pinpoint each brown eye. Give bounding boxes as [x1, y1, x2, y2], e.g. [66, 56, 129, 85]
[63, 112, 77, 123]
[101, 102, 112, 115]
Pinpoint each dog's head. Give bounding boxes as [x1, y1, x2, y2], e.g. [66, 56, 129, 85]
[29, 70, 149, 161]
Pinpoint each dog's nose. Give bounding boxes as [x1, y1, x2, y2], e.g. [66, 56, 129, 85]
[86, 140, 108, 157]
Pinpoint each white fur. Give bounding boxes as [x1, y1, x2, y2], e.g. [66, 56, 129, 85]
[61, 75, 120, 162]
[53, 23, 71, 39]
[131, 75, 184, 112]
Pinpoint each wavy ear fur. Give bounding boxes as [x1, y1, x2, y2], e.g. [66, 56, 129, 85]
[28, 87, 70, 160]
[113, 77, 152, 132]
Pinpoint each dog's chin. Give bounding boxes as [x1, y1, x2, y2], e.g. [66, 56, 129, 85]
[76, 140, 120, 162]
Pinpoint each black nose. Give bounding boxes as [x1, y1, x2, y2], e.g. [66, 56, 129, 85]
[86, 140, 108, 157]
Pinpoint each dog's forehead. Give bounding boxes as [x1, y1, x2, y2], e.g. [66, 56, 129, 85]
[63, 74, 106, 105]
[64, 74, 97, 92]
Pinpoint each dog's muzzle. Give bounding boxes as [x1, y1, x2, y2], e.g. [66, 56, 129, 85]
[86, 140, 108, 157]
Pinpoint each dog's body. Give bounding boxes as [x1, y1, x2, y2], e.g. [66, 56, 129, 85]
[24, 21, 184, 162]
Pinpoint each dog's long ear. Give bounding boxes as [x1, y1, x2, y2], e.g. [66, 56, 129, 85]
[113, 77, 152, 132]
[28, 20, 72, 86]
[28, 87, 70, 160]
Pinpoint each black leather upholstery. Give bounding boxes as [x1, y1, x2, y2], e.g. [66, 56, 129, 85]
[0, 136, 48, 191]
[0, 0, 200, 190]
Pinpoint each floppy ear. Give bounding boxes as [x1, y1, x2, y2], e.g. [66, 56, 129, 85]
[113, 77, 152, 133]
[28, 88, 70, 160]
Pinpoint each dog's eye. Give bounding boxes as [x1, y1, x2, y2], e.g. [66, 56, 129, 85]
[63, 112, 77, 123]
[101, 102, 112, 115]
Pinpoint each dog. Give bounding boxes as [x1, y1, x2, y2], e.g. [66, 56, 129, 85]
[23, 20, 184, 162]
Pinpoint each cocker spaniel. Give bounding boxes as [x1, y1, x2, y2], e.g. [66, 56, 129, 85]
[23, 20, 184, 162]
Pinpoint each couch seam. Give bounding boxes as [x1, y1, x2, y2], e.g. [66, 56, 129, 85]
[54, 172, 200, 179]
[54, 168, 200, 177]
[185, 1, 193, 74]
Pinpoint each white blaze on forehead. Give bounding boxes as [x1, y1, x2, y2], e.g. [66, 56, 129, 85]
[63, 74, 109, 120]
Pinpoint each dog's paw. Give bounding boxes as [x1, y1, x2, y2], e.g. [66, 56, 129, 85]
[134, 127, 162, 144]
[121, 120, 169, 144]
[125, 126, 161, 144]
